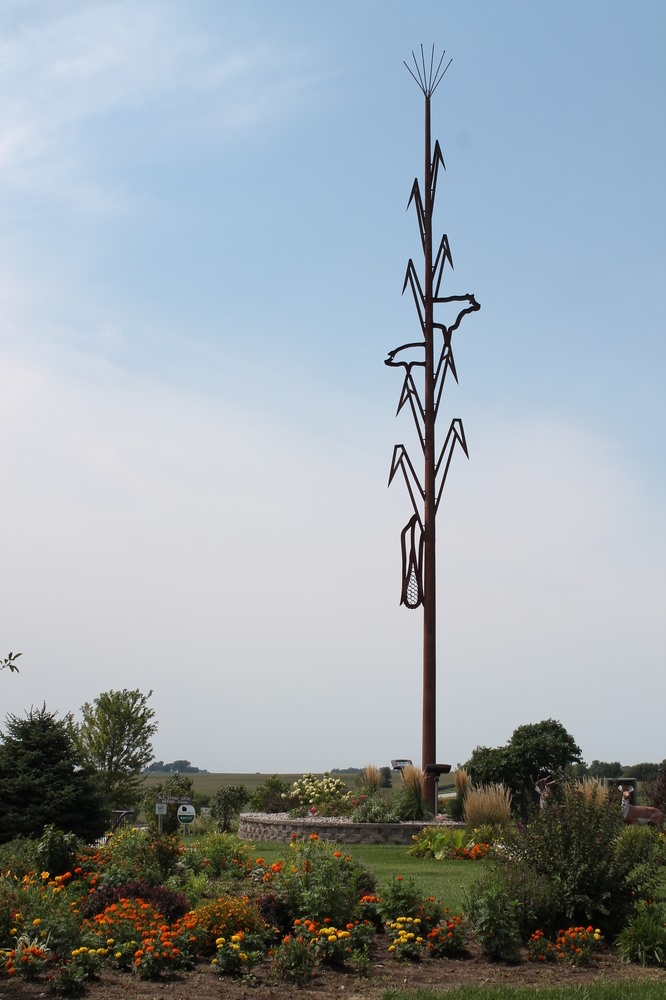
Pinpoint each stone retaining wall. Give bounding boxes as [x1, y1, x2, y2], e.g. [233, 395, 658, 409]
[238, 812, 463, 845]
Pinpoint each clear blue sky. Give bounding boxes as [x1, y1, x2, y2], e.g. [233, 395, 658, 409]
[1, 0, 664, 772]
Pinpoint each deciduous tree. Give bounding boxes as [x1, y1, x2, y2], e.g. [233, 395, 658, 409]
[210, 785, 248, 831]
[466, 718, 583, 817]
[75, 689, 158, 810]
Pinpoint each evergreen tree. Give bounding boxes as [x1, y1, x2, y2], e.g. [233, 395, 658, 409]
[0, 705, 108, 843]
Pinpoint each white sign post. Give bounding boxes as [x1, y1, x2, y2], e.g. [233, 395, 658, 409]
[177, 803, 196, 835]
[155, 800, 168, 835]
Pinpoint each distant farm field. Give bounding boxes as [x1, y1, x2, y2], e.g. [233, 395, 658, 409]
[141, 772, 318, 798]
[140, 771, 457, 798]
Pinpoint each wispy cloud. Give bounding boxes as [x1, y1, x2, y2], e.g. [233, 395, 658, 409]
[0, 2, 323, 209]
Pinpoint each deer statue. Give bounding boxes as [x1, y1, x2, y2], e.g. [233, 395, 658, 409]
[534, 774, 557, 810]
[618, 785, 664, 828]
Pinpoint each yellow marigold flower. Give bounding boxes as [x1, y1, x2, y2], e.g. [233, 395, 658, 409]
[32, 918, 41, 926]
[40, 872, 49, 880]
[10, 929, 17, 936]
[106, 939, 114, 946]
[115, 952, 122, 960]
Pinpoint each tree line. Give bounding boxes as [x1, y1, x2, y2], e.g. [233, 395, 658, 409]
[0, 687, 157, 843]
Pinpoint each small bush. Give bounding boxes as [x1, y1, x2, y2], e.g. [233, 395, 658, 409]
[386, 916, 425, 960]
[210, 786, 248, 832]
[351, 796, 397, 823]
[287, 773, 353, 817]
[36, 825, 81, 878]
[615, 902, 666, 967]
[499, 782, 631, 932]
[97, 829, 183, 886]
[0, 837, 39, 878]
[465, 878, 522, 962]
[248, 775, 290, 813]
[492, 860, 563, 939]
[271, 835, 375, 926]
[378, 874, 426, 924]
[212, 929, 264, 976]
[425, 911, 467, 957]
[269, 933, 316, 984]
[184, 831, 255, 879]
[184, 895, 268, 954]
[554, 925, 604, 965]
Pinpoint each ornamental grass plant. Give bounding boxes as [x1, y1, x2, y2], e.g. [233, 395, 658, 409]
[394, 766, 429, 821]
[463, 783, 512, 828]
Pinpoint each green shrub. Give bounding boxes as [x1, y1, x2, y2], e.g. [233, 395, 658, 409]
[210, 785, 248, 832]
[183, 831, 255, 880]
[269, 933, 316, 985]
[465, 877, 522, 962]
[287, 773, 353, 817]
[0, 837, 39, 878]
[351, 796, 397, 823]
[247, 775, 290, 813]
[275, 836, 375, 925]
[36, 825, 81, 878]
[491, 859, 564, 938]
[499, 781, 632, 932]
[378, 874, 427, 924]
[96, 829, 183, 886]
[185, 895, 268, 954]
[615, 902, 666, 966]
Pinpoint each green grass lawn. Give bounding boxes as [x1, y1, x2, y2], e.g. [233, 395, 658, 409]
[384, 987, 666, 1000]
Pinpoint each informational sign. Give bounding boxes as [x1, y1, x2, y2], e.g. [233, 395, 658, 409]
[177, 803, 196, 825]
[155, 802, 168, 815]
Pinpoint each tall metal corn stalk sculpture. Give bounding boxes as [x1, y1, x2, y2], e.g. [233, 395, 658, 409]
[385, 47, 480, 807]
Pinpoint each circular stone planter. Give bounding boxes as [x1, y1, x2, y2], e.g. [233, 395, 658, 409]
[238, 812, 465, 845]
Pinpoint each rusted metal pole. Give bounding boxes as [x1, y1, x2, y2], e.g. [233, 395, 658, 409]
[386, 47, 479, 815]
[422, 94, 437, 809]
